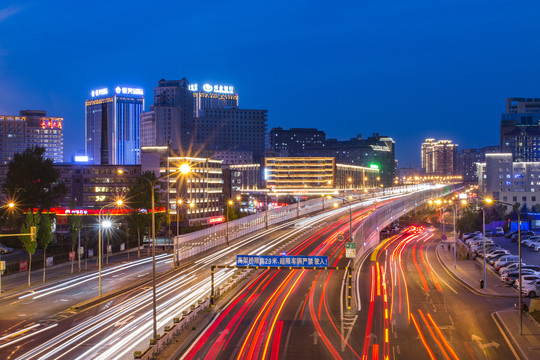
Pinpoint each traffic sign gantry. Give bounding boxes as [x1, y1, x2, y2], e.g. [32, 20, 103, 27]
[236, 255, 329, 268]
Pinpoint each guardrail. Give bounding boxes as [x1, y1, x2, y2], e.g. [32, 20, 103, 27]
[174, 184, 433, 263]
[350, 183, 464, 308]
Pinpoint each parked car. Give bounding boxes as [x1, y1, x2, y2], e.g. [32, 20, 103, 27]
[525, 238, 540, 248]
[515, 275, 540, 289]
[501, 270, 536, 286]
[512, 231, 535, 242]
[522, 236, 540, 247]
[505, 230, 518, 239]
[0, 243, 13, 254]
[485, 230, 493, 237]
[485, 250, 510, 263]
[494, 255, 519, 271]
[499, 262, 525, 275]
[521, 281, 540, 298]
[533, 243, 540, 252]
[476, 245, 502, 257]
[494, 227, 505, 236]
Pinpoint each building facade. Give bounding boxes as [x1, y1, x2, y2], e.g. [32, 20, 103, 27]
[268, 127, 326, 157]
[85, 86, 144, 165]
[141, 146, 224, 228]
[477, 153, 540, 211]
[302, 133, 395, 187]
[0, 110, 63, 164]
[194, 108, 267, 162]
[188, 82, 239, 117]
[421, 138, 458, 175]
[264, 157, 379, 195]
[500, 97, 540, 162]
[457, 145, 499, 182]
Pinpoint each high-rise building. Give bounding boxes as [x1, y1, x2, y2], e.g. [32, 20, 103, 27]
[457, 145, 499, 182]
[188, 82, 239, 117]
[500, 97, 540, 162]
[268, 127, 326, 156]
[421, 139, 458, 175]
[0, 110, 63, 164]
[85, 86, 144, 165]
[194, 108, 267, 162]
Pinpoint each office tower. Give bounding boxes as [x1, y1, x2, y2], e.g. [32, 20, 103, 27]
[500, 97, 540, 162]
[85, 86, 144, 165]
[0, 110, 63, 164]
[194, 107, 268, 162]
[268, 127, 326, 156]
[457, 146, 499, 182]
[421, 139, 458, 175]
[140, 79, 194, 154]
[188, 82, 239, 117]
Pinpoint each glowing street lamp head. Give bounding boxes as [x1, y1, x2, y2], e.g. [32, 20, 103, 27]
[333, 202, 339, 208]
[435, 199, 442, 205]
[189, 202, 195, 208]
[116, 199, 123, 206]
[178, 199, 183, 205]
[102, 220, 112, 228]
[236, 195, 241, 201]
[228, 200, 233, 206]
[117, 169, 124, 175]
[179, 163, 191, 174]
[8, 202, 15, 208]
[485, 198, 493, 204]
[461, 199, 467, 205]
[428, 200, 433, 205]
[347, 177, 352, 182]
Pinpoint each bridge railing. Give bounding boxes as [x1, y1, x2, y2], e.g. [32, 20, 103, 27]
[173, 184, 434, 263]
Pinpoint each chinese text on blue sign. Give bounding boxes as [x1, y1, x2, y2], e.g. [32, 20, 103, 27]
[236, 255, 329, 268]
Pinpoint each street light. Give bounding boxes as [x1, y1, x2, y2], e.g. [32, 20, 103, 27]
[484, 197, 524, 335]
[332, 197, 353, 242]
[226, 199, 233, 245]
[98, 198, 123, 297]
[118, 163, 190, 341]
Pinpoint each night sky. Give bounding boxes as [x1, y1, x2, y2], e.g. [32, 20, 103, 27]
[1, 0, 539, 167]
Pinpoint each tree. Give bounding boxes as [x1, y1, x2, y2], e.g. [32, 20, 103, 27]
[126, 171, 160, 257]
[19, 212, 40, 287]
[3, 147, 66, 211]
[39, 214, 54, 282]
[68, 212, 82, 273]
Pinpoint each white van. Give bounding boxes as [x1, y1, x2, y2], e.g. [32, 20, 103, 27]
[494, 255, 519, 270]
[494, 227, 505, 236]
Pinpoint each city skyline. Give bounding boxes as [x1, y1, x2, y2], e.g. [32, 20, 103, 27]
[1, 1, 540, 166]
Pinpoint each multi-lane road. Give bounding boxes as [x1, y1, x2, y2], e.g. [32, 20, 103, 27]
[0, 192, 521, 359]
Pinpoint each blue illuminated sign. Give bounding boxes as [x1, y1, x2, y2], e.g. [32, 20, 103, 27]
[236, 255, 329, 267]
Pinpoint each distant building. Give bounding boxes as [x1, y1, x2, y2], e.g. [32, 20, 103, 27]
[85, 86, 144, 165]
[140, 79, 194, 154]
[212, 150, 253, 165]
[268, 127, 326, 157]
[188, 82, 239, 117]
[264, 157, 379, 195]
[302, 134, 395, 187]
[0, 110, 63, 164]
[500, 97, 540, 162]
[193, 108, 267, 162]
[421, 139, 458, 175]
[141, 146, 224, 228]
[457, 146, 499, 182]
[477, 153, 540, 211]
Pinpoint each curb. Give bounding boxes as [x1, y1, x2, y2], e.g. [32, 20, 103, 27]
[491, 311, 523, 360]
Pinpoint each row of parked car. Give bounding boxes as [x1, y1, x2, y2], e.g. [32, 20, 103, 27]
[502, 230, 540, 251]
[464, 231, 540, 298]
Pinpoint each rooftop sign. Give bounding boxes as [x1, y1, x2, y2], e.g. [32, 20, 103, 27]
[91, 86, 143, 98]
[188, 83, 234, 94]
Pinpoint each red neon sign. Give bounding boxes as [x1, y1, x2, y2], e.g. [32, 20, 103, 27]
[209, 216, 225, 224]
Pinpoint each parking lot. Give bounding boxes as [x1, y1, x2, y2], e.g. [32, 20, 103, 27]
[464, 230, 540, 298]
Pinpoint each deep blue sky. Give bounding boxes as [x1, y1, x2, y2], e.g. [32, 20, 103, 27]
[1, 0, 539, 167]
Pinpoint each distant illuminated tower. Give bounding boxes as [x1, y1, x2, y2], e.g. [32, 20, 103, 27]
[85, 86, 144, 165]
[421, 138, 458, 175]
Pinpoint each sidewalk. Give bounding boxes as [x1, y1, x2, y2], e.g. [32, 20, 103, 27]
[437, 243, 540, 359]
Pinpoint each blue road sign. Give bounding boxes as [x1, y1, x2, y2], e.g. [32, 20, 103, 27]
[236, 255, 329, 268]
[441, 234, 447, 240]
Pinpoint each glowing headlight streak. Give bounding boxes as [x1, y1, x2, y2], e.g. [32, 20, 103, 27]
[0, 323, 57, 350]
[410, 313, 437, 360]
[426, 312, 460, 360]
[418, 309, 452, 360]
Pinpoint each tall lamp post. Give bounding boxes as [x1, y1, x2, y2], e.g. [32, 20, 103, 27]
[0, 202, 15, 295]
[98, 199, 123, 297]
[226, 199, 233, 245]
[118, 163, 190, 341]
[485, 198, 523, 335]
[332, 196, 353, 241]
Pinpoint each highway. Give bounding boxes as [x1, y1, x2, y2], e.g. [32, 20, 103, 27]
[180, 226, 518, 359]
[0, 195, 383, 360]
